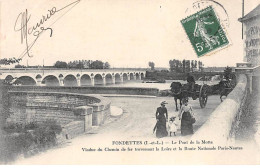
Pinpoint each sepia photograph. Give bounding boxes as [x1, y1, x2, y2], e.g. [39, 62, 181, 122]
[0, 0, 260, 165]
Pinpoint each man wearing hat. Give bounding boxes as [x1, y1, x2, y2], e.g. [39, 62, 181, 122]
[154, 101, 168, 138]
[187, 73, 195, 92]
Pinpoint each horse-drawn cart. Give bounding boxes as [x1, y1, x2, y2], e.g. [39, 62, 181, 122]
[170, 78, 236, 111]
[170, 82, 209, 110]
[182, 83, 209, 108]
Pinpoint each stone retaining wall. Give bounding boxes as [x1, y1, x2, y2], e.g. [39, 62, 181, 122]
[192, 74, 248, 144]
[6, 85, 159, 96]
[6, 91, 111, 139]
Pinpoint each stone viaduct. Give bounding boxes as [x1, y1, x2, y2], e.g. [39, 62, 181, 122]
[0, 68, 146, 86]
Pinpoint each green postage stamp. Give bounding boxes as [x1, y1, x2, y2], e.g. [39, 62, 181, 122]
[181, 6, 229, 57]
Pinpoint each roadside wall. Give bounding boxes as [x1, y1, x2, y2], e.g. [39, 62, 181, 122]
[192, 74, 248, 144]
[6, 91, 111, 139]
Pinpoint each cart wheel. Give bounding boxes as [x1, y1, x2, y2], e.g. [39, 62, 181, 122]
[199, 84, 208, 108]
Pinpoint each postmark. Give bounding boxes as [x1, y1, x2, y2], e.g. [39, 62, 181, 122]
[181, 6, 229, 57]
[185, 0, 230, 28]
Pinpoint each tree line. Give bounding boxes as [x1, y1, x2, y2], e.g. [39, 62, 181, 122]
[169, 59, 204, 73]
[148, 59, 204, 73]
[0, 57, 111, 70]
[54, 60, 110, 69]
[0, 58, 22, 65]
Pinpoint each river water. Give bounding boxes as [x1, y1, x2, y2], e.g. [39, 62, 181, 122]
[107, 80, 219, 90]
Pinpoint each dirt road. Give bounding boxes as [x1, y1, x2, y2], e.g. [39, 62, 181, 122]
[14, 95, 222, 164]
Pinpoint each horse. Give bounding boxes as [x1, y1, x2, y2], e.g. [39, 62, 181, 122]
[170, 82, 184, 111]
[211, 79, 234, 102]
[219, 80, 235, 102]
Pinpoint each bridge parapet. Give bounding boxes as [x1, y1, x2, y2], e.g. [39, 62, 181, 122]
[192, 74, 248, 144]
[193, 61, 260, 144]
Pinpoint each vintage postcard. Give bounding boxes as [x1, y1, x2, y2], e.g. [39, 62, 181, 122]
[0, 0, 260, 165]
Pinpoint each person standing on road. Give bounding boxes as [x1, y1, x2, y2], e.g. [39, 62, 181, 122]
[178, 98, 195, 136]
[154, 101, 168, 138]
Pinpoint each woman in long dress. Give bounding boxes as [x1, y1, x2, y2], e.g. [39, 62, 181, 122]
[154, 101, 168, 138]
[179, 99, 194, 136]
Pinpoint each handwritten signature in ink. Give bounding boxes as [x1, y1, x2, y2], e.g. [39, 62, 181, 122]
[14, 0, 81, 59]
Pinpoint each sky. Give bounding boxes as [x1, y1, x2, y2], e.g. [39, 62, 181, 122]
[0, 0, 260, 68]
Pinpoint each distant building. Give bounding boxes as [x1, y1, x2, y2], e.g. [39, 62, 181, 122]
[239, 4, 260, 66]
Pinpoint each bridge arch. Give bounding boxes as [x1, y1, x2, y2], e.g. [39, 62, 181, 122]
[0, 69, 147, 86]
[64, 74, 77, 86]
[123, 73, 128, 82]
[80, 74, 92, 86]
[135, 73, 140, 80]
[42, 75, 59, 86]
[4, 75, 14, 83]
[140, 73, 145, 80]
[105, 73, 113, 85]
[14, 76, 36, 85]
[130, 73, 134, 80]
[115, 73, 121, 83]
[94, 74, 103, 85]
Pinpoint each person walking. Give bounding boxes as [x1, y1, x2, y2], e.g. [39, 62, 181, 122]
[154, 101, 168, 138]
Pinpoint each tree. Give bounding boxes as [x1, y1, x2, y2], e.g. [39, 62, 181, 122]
[198, 61, 204, 72]
[104, 62, 110, 69]
[68, 60, 80, 69]
[174, 59, 178, 72]
[169, 60, 177, 72]
[76, 60, 84, 69]
[194, 60, 197, 69]
[170, 59, 184, 72]
[148, 62, 155, 70]
[90, 60, 104, 69]
[67, 60, 110, 69]
[54, 61, 68, 68]
[176, 60, 182, 73]
[191, 60, 194, 72]
[82, 60, 91, 69]
[169, 60, 174, 72]
[15, 64, 26, 68]
[68, 61, 76, 69]
[178, 60, 183, 73]
[182, 59, 186, 73]
[186, 60, 190, 72]
[0, 57, 22, 65]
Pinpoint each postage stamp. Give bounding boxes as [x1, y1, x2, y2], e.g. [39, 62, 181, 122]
[181, 6, 229, 57]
